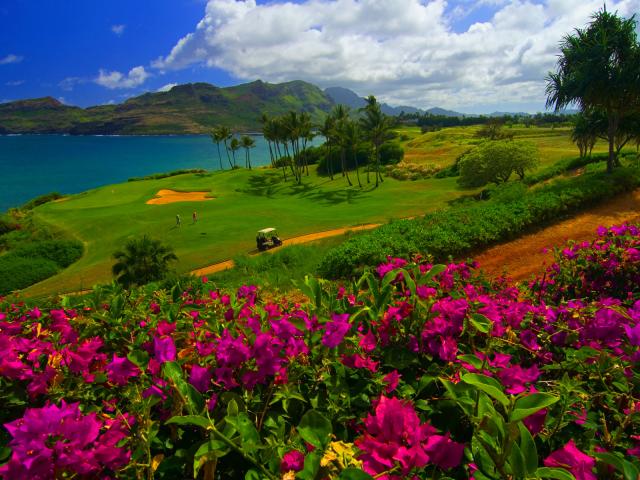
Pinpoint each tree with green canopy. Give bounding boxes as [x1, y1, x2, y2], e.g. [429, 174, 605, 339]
[112, 235, 177, 288]
[240, 135, 256, 170]
[546, 8, 640, 173]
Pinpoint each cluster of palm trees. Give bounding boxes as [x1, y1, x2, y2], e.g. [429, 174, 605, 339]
[210, 126, 256, 170]
[261, 111, 314, 184]
[263, 96, 394, 187]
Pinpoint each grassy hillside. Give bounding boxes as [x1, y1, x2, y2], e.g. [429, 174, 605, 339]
[0, 80, 334, 134]
[23, 167, 466, 296]
[397, 124, 609, 169]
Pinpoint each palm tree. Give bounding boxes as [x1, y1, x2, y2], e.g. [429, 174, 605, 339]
[210, 128, 225, 170]
[260, 114, 277, 168]
[112, 235, 177, 288]
[217, 126, 234, 169]
[571, 112, 599, 158]
[319, 115, 336, 180]
[240, 135, 256, 170]
[546, 8, 640, 173]
[229, 137, 240, 168]
[331, 105, 351, 183]
[360, 96, 393, 187]
[342, 119, 362, 187]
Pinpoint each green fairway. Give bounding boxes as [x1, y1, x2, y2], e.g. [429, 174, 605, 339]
[397, 124, 609, 169]
[24, 166, 465, 296]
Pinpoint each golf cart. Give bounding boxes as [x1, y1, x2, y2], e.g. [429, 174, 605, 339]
[256, 227, 283, 251]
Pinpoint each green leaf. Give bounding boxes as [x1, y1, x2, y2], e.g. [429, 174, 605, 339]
[193, 439, 226, 478]
[163, 361, 205, 414]
[517, 422, 538, 475]
[165, 415, 211, 430]
[421, 264, 447, 282]
[225, 412, 261, 453]
[245, 470, 261, 480]
[594, 452, 640, 480]
[461, 373, 509, 407]
[510, 393, 559, 422]
[296, 451, 321, 480]
[535, 467, 576, 480]
[338, 468, 375, 479]
[457, 354, 484, 370]
[127, 350, 149, 369]
[508, 442, 526, 479]
[227, 399, 239, 417]
[470, 313, 492, 333]
[297, 410, 332, 449]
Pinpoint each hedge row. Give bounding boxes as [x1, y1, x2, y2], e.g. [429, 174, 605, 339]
[317, 167, 640, 278]
[0, 239, 83, 294]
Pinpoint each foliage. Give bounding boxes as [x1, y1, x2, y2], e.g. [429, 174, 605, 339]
[112, 235, 178, 288]
[127, 169, 207, 182]
[458, 140, 539, 187]
[385, 162, 440, 181]
[0, 239, 83, 295]
[546, 8, 640, 172]
[1, 227, 640, 478]
[0, 256, 60, 295]
[19, 191, 64, 210]
[318, 166, 640, 279]
[10, 240, 83, 268]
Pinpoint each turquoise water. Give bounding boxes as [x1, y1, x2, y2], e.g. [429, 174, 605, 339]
[0, 134, 295, 212]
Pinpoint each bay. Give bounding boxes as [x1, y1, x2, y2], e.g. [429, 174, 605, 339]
[0, 134, 307, 212]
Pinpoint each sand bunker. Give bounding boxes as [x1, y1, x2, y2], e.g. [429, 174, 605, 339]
[146, 189, 213, 205]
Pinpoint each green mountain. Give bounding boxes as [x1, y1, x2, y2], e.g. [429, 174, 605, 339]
[0, 80, 335, 135]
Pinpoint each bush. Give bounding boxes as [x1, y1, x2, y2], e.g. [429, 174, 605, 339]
[385, 162, 440, 180]
[0, 216, 19, 236]
[0, 255, 60, 294]
[127, 169, 207, 182]
[458, 140, 538, 187]
[524, 153, 607, 185]
[20, 192, 64, 210]
[378, 142, 404, 165]
[10, 240, 83, 268]
[318, 167, 640, 278]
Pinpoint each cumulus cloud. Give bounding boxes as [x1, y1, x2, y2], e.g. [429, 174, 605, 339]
[0, 54, 23, 65]
[153, 0, 640, 110]
[95, 66, 150, 89]
[111, 24, 126, 36]
[157, 83, 178, 92]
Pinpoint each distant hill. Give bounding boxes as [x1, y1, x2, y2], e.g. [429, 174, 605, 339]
[324, 86, 463, 117]
[0, 80, 334, 135]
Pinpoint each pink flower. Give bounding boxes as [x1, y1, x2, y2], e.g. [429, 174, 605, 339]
[280, 450, 305, 472]
[544, 440, 596, 480]
[154, 336, 176, 363]
[383, 370, 401, 393]
[322, 313, 351, 348]
[106, 354, 140, 386]
[189, 365, 212, 393]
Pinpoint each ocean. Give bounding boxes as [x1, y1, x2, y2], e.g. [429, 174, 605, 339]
[0, 134, 305, 212]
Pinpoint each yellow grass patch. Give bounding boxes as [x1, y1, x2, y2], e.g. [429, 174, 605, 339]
[146, 189, 213, 205]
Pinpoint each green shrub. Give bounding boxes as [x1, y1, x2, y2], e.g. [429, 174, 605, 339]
[0, 255, 60, 295]
[0, 216, 18, 236]
[379, 142, 404, 165]
[127, 169, 207, 182]
[10, 240, 83, 268]
[318, 167, 640, 278]
[20, 192, 64, 210]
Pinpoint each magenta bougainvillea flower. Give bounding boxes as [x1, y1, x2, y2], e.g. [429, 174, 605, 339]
[544, 440, 596, 480]
[322, 313, 351, 348]
[153, 336, 176, 363]
[0, 401, 131, 479]
[280, 449, 305, 472]
[355, 396, 463, 477]
[106, 354, 140, 386]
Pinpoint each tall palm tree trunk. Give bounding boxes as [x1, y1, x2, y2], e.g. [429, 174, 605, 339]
[354, 147, 362, 187]
[223, 140, 233, 169]
[216, 143, 224, 170]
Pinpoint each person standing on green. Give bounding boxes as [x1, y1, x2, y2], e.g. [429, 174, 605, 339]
[192, 211, 198, 223]
[176, 214, 181, 227]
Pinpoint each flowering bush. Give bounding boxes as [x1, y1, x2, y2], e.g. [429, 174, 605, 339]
[0, 225, 639, 479]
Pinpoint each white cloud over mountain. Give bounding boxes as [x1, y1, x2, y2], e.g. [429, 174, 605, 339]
[154, 0, 640, 110]
[95, 66, 150, 89]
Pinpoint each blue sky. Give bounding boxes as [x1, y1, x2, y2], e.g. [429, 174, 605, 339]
[0, 0, 637, 113]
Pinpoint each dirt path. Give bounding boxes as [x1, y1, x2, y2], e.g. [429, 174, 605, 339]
[473, 190, 640, 282]
[192, 223, 381, 276]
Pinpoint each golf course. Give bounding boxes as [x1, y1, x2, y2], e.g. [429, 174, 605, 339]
[16, 123, 613, 297]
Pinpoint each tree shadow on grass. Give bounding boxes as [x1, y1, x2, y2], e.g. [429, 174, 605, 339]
[305, 184, 373, 206]
[238, 172, 287, 198]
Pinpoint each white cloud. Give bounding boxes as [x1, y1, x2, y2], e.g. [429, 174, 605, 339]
[0, 54, 23, 65]
[157, 83, 178, 92]
[111, 24, 126, 36]
[154, 0, 640, 110]
[95, 66, 150, 89]
[59, 76, 85, 91]
[5, 80, 24, 86]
